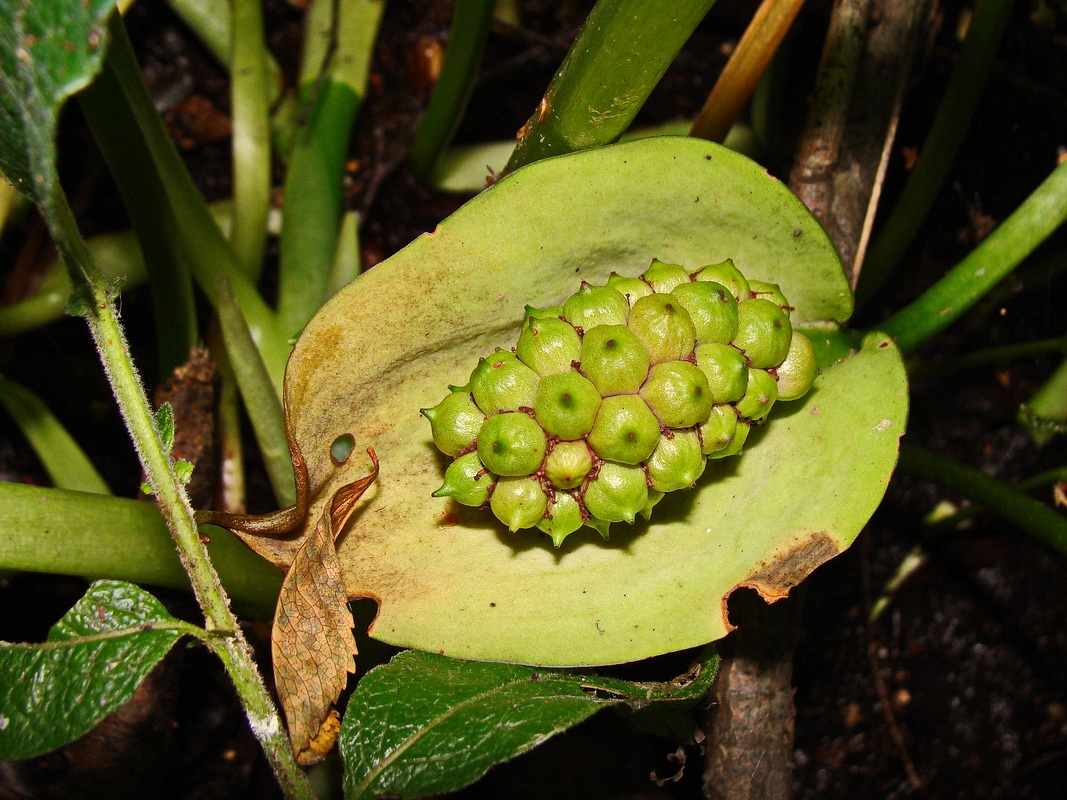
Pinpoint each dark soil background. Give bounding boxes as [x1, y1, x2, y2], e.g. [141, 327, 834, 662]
[2, 0, 1066, 798]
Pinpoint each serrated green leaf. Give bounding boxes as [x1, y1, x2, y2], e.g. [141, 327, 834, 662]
[340, 648, 717, 800]
[0, 580, 193, 761]
[0, 0, 115, 198]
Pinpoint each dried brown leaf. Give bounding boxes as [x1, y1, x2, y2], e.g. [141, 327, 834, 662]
[271, 451, 379, 764]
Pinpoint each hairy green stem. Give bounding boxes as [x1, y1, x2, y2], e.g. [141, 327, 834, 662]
[880, 157, 1067, 355]
[408, 0, 495, 181]
[856, 0, 1015, 308]
[897, 444, 1067, 555]
[503, 0, 718, 174]
[48, 197, 311, 797]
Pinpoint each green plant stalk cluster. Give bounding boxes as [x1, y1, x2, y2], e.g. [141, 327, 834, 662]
[277, 0, 383, 336]
[76, 41, 199, 376]
[78, 14, 294, 505]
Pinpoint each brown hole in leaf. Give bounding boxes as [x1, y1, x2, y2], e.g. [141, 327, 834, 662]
[719, 531, 839, 632]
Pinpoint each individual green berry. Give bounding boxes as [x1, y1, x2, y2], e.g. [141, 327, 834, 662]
[470, 350, 540, 413]
[516, 315, 581, 376]
[543, 440, 594, 489]
[734, 368, 779, 422]
[586, 395, 661, 464]
[694, 342, 749, 403]
[775, 331, 818, 401]
[583, 462, 649, 524]
[537, 491, 584, 547]
[640, 361, 712, 428]
[562, 282, 629, 330]
[533, 372, 602, 439]
[641, 259, 690, 292]
[421, 391, 484, 456]
[646, 430, 706, 493]
[693, 259, 750, 300]
[606, 271, 654, 305]
[697, 405, 738, 455]
[490, 476, 549, 531]
[709, 419, 750, 459]
[748, 280, 791, 313]
[476, 411, 547, 476]
[733, 298, 792, 369]
[580, 324, 651, 396]
[432, 451, 495, 506]
[627, 293, 697, 363]
[670, 280, 739, 344]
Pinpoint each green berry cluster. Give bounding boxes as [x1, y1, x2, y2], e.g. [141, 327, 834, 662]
[422, 259, 818, 547]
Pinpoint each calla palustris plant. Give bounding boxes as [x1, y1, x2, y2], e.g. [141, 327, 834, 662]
[208, 137, 907, 759]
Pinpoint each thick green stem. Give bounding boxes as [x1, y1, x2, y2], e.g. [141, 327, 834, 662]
[1021, 356, 1067, 446]
[856, 0, 1015, 308]
[408, 0, 495, 182]
[503, 0, 718, 174]
[880, 158, 1067, 355]
[0, 481, 279, 616]
[897, 444, 1067, 555]
[230, 0, 273, 278]
[277, 0, 383, 336]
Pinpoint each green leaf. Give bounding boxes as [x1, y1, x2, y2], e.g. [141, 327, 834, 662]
[0, 0, 115, 199]
[0, 580, 193, 761]
[281, 137, 906, 666]
[340, 648, 718, 800]
[154, 401, 176, 453]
